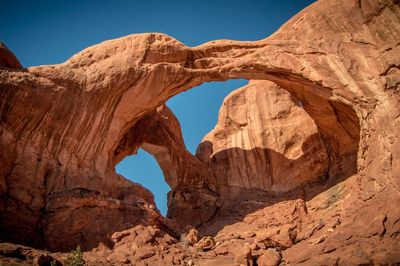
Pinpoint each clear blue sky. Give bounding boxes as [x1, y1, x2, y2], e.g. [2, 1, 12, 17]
[2, 0, 315, 216]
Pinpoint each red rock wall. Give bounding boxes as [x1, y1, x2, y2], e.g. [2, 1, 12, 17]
[0, 0, 399, 263]
[196, 80, 329, 194]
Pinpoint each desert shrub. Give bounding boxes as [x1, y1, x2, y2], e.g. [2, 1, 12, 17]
[64, 246, 85, 266]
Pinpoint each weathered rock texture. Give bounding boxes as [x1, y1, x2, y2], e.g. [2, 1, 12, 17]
[1, 0, 400, 264]
[197, 80, 328, 193]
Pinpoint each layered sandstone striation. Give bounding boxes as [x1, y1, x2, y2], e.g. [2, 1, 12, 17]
[1, 0, 400, 264]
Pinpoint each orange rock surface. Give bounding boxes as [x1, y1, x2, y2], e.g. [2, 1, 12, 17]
[197, 80, 328, 193]
[0, 0, 399, 264]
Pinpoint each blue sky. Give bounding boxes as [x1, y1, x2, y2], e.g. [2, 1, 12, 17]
[2, 0, 315, 215]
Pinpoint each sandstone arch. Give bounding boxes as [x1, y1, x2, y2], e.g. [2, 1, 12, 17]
[0, 0, 399, 263]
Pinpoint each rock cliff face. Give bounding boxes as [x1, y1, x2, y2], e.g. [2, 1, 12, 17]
[197, 80, 328, 193]
[1, 0, 400, 264]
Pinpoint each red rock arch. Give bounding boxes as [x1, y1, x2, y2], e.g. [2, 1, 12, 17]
[0, 1, 398, 261]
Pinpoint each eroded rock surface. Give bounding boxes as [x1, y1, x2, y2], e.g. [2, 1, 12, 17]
[197, 80, 328, 194]
[1, 0, 400, 264]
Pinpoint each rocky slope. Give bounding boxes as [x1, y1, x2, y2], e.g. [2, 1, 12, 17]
[1, 0, 400, 264]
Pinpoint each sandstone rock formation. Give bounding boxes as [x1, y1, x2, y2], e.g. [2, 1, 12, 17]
[196, 80, 328, 194]
[0, 43, 22, 69]
[1, 0, 400, 264]
[0, 243, 61, 265]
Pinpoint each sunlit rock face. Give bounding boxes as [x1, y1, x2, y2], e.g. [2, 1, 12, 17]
[1, 0, 400, 264]
[197, 80, 329, 194]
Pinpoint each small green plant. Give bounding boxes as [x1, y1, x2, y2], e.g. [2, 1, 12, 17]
[64, 245, 85, 266]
